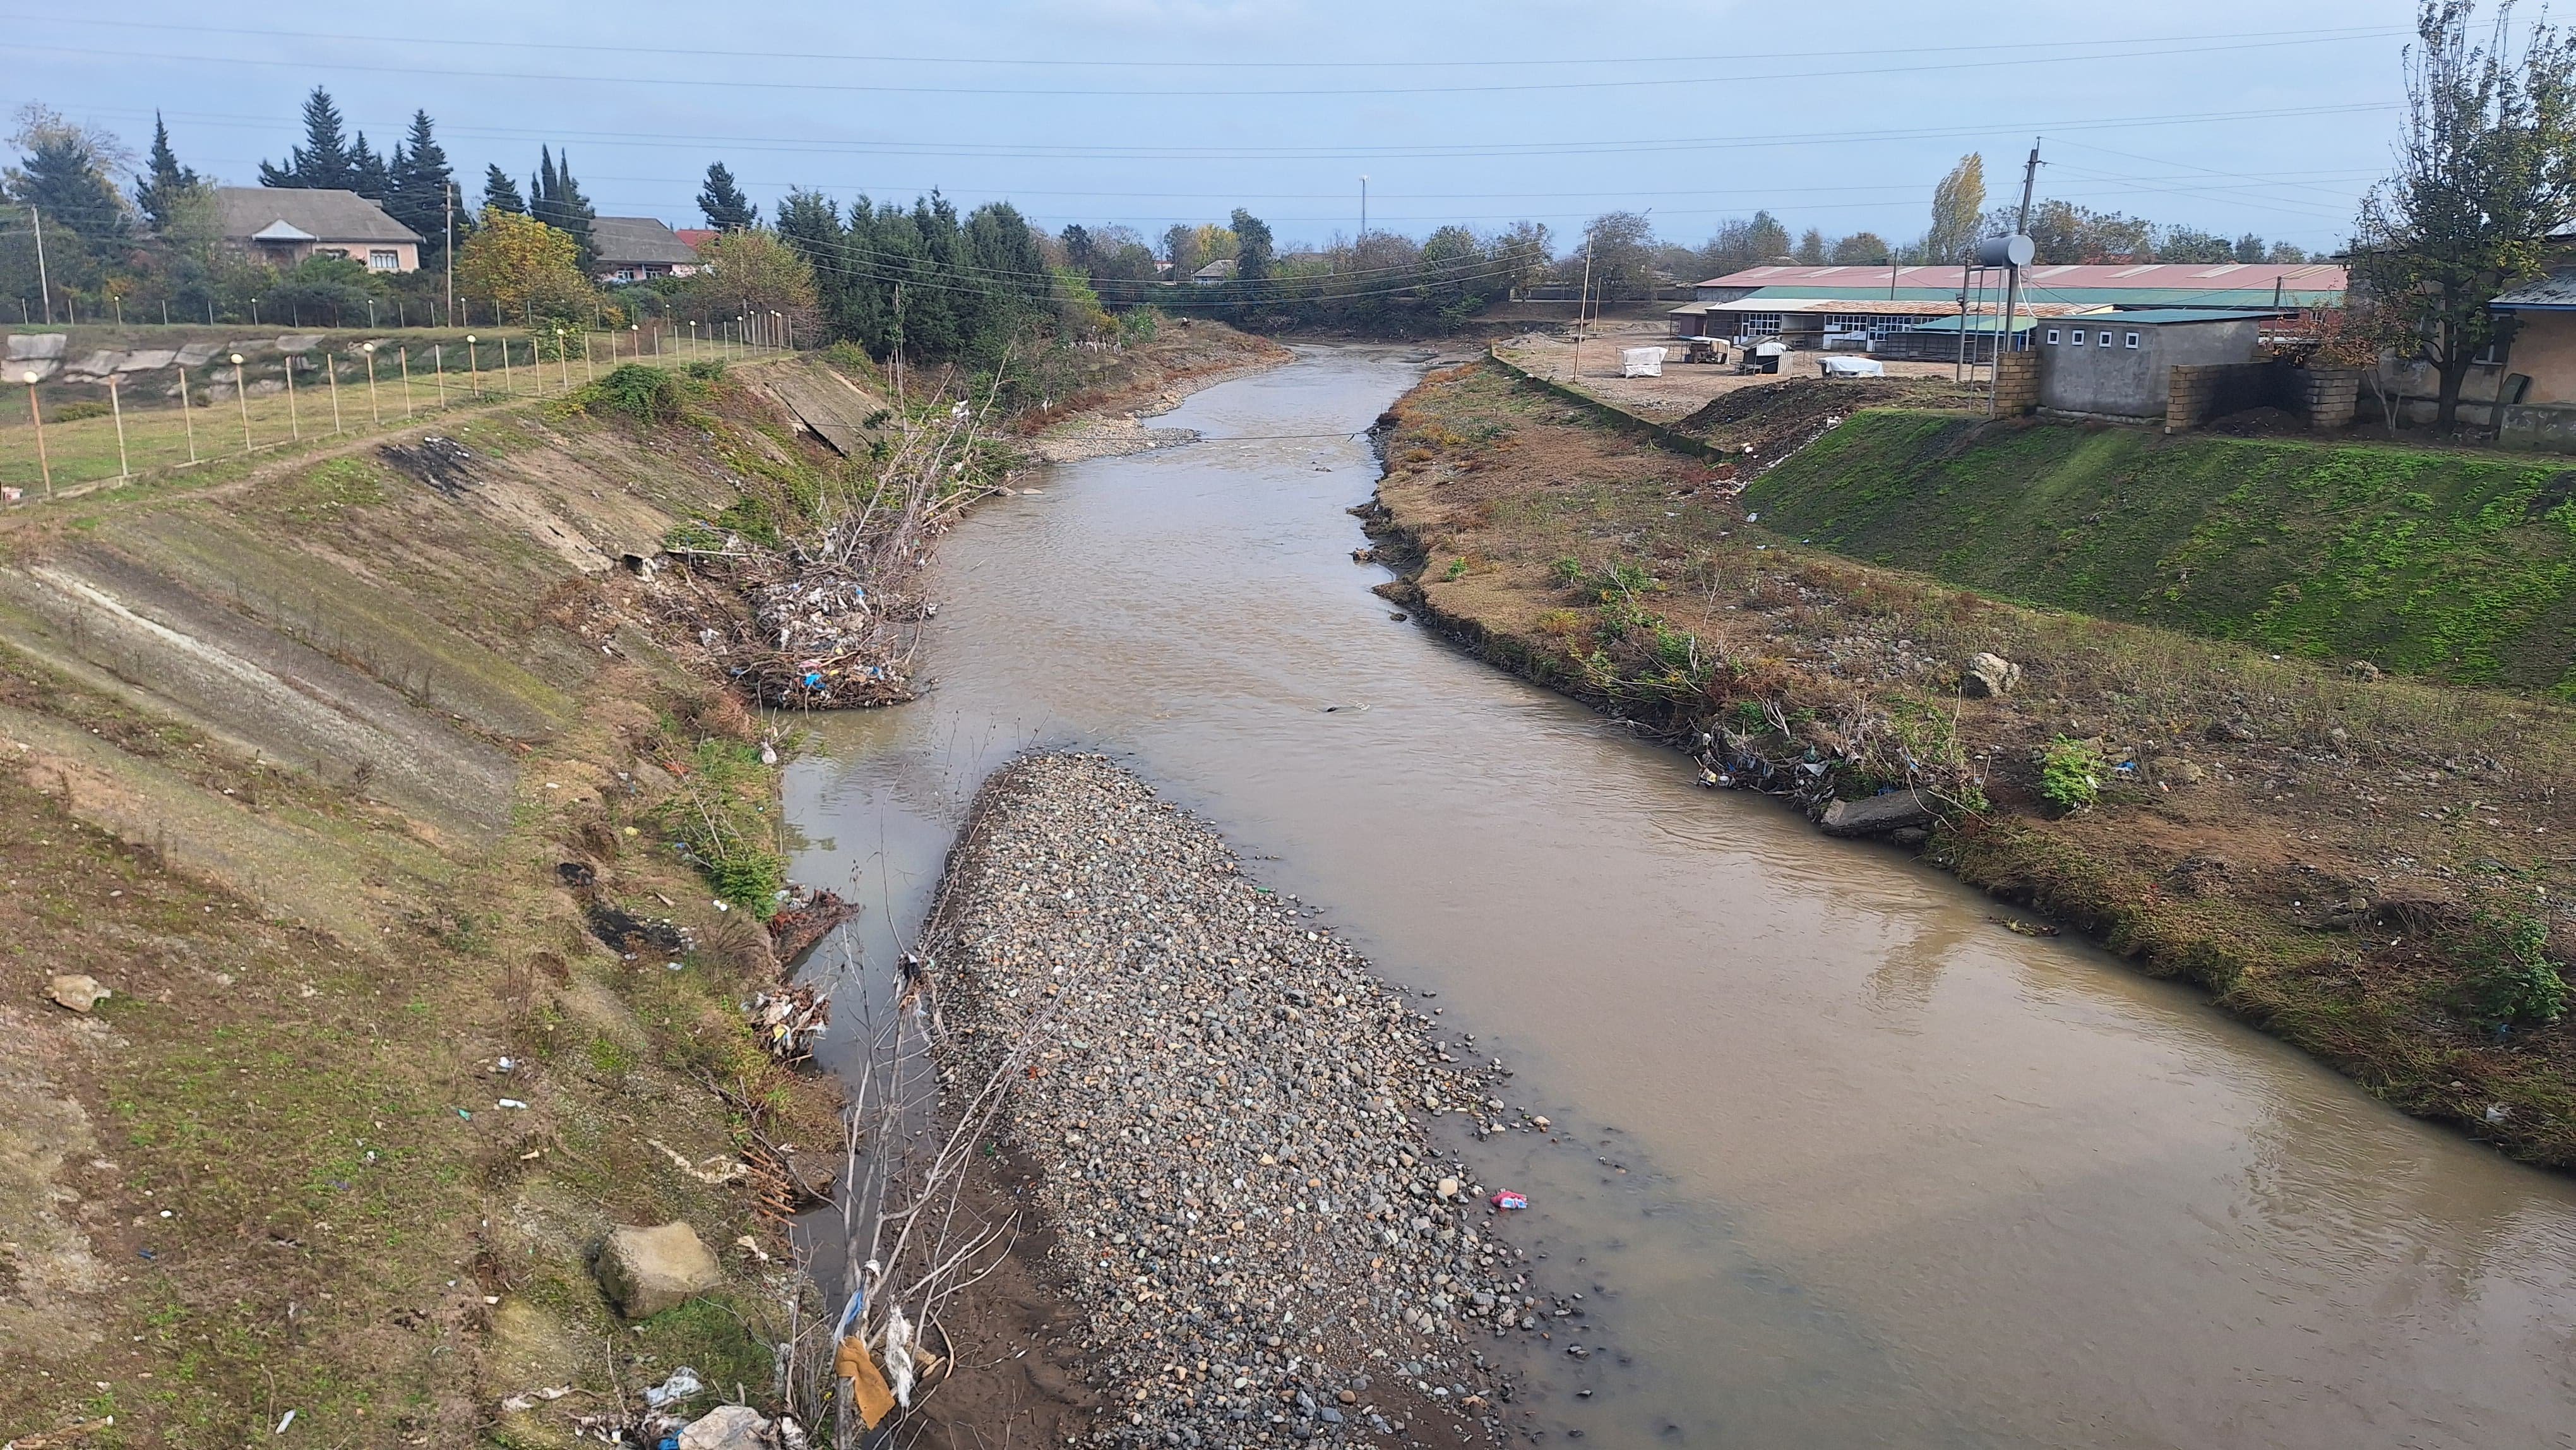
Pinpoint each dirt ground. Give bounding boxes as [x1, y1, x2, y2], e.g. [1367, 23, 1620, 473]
[1366, 359, 2576, 1169]
[1493, 321, 1972, 421]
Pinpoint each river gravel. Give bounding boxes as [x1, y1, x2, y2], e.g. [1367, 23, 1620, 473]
[929, 753, 1551, 1446]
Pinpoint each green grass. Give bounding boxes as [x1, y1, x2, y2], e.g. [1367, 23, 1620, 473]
[1746, 412, 2576, 693]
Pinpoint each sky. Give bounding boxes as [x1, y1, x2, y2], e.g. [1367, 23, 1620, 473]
[6, 0, 2420, 258]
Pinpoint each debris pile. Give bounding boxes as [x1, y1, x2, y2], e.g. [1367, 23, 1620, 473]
[748, 985, 830, 1064]
[766, 884, 859, 964]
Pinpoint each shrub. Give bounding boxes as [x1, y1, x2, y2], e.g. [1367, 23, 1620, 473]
[2037, 736, 2104, 812]
[2462, 911, 2570, 1026]
[683, 358, 727, 381]
[655, 738, 787, 919]
[588, 363, 685, 423]
[49, 399, 112, 422]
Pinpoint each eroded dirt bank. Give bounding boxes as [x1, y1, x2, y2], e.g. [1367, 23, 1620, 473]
[1364, 358, 2576, 1165]
[0, 325, 1285, 1448]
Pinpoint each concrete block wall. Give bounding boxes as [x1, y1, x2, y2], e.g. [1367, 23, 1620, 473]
[2168, 362, 2366, 433]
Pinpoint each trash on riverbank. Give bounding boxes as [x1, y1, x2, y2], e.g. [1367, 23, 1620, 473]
[765, 885, 858, 964]
[749, 985, 830, 1063]
[1491, 1190, 1529, 1211]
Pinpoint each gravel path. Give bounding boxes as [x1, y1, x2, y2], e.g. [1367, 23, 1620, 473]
[929, 754, 1547, 1447]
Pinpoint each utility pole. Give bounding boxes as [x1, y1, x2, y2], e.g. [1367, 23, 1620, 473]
[1570, 231, 1595, 383]
[1359, 175, 1368, 247]
[445, 182, 456, 328]
[1991, 138, 2042, 419]
[30, 207, 51, 325]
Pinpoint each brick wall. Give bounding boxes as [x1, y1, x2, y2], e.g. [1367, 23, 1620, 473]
[1993, 351, 2038, 415]
[2167, 362, 2363, 433]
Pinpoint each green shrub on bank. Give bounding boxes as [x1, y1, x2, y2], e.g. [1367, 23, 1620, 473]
[655, 737, 786, 918]
[2460, 911, 2570, 1026]
[2037, 736, 2104, 812]
[585, 363, 687, 423]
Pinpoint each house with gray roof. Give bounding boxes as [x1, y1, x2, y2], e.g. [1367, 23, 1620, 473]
[592, 217, 705, 283]
[215, 187, 423, 273]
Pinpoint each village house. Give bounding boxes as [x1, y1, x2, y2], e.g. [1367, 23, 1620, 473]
[590, 217, 705, 284]
[215, 186, 422, 272]
[2034, 309, 2284, 424]
[1191, 258, 1237, 284]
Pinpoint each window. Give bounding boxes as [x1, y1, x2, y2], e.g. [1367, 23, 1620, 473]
[2125, 332, 2140, 349]
[2071, 328, 2085, 345]
[2099, 331, 2113, 347]
[368, 249, 399, 271]
[2046, 328, 2062, 344]
[1739, 313, 1783, 336]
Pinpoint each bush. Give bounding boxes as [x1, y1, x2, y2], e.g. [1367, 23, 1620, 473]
[49, 399, 112, 422]
[655, 738, 787, 919]
[588, 363, 685, 423]
[683, 358, 727, 381]
[2037, 736, 2104, 812]
[2462, 911, 2570, 1026]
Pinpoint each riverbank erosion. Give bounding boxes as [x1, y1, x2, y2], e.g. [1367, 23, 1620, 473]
[0, 327, 1280, 1447]
[1364, 359, 2576, 1166]
[920, 754, 1542, 1447]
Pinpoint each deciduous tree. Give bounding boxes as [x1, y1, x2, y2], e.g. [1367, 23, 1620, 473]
[2356, 0, 2576, 428]
[1924, 152, 1986, 263]
[458, 207, 590, 323]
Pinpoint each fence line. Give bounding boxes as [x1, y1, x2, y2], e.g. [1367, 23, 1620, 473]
[4, 323, 794, 498]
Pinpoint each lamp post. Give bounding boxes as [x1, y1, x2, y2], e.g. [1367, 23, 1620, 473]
[499, 332, 515, 395]
[325, 347, 342, 433]
[398, 345, 413, 420]
[467, 335, 480, 401]
[362, 342, 381, 426]
[230, 352, 251, 453]
[434, 344, 446, 409]
[688, 320, 698, 355]
[581, 328, 594, 383]
[630, 323, 640, 363]
[283, 351, 299, 438]
[555, 328, 569, 391]
[21, 371, 51, 498]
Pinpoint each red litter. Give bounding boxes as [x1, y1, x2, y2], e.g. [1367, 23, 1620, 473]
[1490, 1190, 1528, 1211]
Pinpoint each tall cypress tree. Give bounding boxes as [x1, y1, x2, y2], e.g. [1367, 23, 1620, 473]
[530, 147, 597, 265]
[386, 110, 453, 254]
[259, 87, 355, 189]
[698, 162, 758, 231]
[482, 163, 525, 215]
[133, 111, 200, 232]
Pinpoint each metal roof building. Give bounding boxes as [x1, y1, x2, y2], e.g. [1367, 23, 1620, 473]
[215, 186, 422, 272]
[590, 217, 705, 282]
[1690, 261, 2347, 310]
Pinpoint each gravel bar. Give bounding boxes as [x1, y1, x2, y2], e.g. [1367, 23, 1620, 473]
[930, 754, 1546, 1447]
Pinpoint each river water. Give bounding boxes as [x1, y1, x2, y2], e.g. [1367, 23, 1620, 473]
[785, 348, 2576, 1448]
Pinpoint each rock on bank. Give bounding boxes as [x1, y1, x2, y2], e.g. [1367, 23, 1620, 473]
[929, 754, 1532, 1446]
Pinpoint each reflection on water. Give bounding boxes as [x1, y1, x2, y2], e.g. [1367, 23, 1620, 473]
[784, 347, 2576, 1449]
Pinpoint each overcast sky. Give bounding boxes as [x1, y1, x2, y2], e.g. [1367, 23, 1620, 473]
[11, 0, 2417, 255]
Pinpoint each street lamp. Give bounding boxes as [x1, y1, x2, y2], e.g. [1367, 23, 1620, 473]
[555, 328, 570, 391]
[361, 342, 381, 426]
[20, 371, 51, 498]
[467, 334, 481, 400]
[230, 352, 252, 453]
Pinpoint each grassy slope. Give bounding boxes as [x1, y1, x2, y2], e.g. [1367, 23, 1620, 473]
[0, 364, 858, 1449]
[1744, 413, 2576, 693]
[1369, 361, 2576, 1168]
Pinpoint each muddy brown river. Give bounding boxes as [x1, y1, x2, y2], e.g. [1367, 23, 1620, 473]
[787, 348, 2576, 1448]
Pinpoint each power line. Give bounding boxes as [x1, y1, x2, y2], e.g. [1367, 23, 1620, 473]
[0, 15, 2407, 73]
[6, 33, 2403, 100]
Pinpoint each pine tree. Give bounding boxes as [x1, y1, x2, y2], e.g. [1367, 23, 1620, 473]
[259, 86, 355, 189]
[698, 162, 758, 231]
[349, 132, 390, 200]
[133, 111, 200, 232]
[6, 115, 129, 242]
[482, 164, 526, 215]
[386, 110, 454, 256]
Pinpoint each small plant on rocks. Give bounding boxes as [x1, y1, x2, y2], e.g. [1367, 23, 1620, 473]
[2037, 736, 2105, 812]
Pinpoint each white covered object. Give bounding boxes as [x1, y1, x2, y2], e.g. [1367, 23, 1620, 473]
[1619, 347, 1666, 378]
[1820, 356, 1886, 377]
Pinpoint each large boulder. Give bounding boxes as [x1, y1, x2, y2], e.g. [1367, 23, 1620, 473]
[1960, 652, 2021, 698]
[596, 1222, 721, 1318]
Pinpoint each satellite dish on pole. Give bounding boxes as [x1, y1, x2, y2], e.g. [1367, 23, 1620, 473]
[1977, 234, 2036, 268]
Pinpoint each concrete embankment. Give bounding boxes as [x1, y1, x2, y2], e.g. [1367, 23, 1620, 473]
[923, 753, 1540, 1447]
[1364, 358, 2576, 1168]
